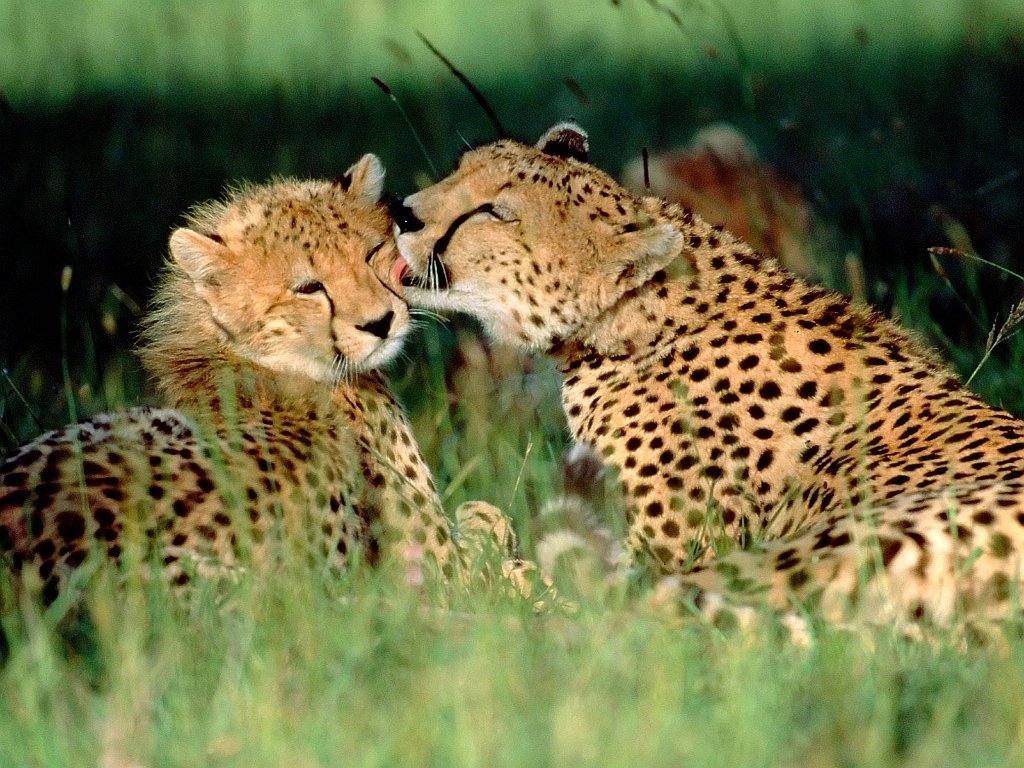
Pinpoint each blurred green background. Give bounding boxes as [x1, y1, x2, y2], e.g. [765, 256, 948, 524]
[2, 0, 1023, 448]
[5, 6, 1024, 766]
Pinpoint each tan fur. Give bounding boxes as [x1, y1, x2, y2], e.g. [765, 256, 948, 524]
[0, 157, 506, 604]
[394, 124, 1024, 624]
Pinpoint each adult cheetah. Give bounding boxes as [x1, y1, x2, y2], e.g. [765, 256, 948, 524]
[0, 154, 513, 606]
[393, 122, 1024, 624]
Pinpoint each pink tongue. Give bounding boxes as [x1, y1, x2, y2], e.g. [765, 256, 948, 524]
[391, 255, 410, 285]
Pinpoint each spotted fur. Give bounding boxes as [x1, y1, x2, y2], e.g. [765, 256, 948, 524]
[394, 123, 1024, 624]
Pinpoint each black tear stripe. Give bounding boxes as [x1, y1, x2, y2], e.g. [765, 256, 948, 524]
[323, 290, 342, 358]
[432, 204, 494, 259]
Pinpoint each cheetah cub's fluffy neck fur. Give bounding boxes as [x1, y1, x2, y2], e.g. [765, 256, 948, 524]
[0, 156, 461, 604]
[395, 123, 1024, 625]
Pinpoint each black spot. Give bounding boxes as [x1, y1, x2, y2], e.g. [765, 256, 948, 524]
[34, 539, 56, 560]
[65, 549, 87, 568]
[42, 577, 61, 606]
[798, 445, 819, 462]
[788, 569, 810, 589]
[793, 418, 819, 436]
[102, 487, 124, 502]
[780, 406, 802, 422]
[677, 455, 698, 470]
[717, 415, 738, 431]
[54, 511, 86, 541]
[0, 489, 31, 510]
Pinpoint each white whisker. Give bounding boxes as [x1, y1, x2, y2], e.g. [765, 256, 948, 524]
[437, 258, 450, 289]
[428, 256, 439, 291]
[410, 307, 448, 324]
[396, 349, 416, 369]
[330, 353, 353, 385]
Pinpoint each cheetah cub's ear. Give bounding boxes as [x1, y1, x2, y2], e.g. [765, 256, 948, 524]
[337, 153, 385, 204]
[170, 228, 230, 304]
[536, 121, 589, 162]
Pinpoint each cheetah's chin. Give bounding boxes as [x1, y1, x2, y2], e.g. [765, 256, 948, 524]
[358, 335, 406, 372]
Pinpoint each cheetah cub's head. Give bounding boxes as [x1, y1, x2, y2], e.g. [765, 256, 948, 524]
[160, 155, 410, 382]
[394, 122, 682, 350]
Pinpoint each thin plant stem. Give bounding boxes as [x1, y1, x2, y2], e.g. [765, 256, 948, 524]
[371, 77, 438, 180]
[1, 367, 44, 432]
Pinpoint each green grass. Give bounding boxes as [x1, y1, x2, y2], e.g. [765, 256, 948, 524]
[3, 1, 1024, 766]
[6, 548, 1024, 768]
[7, 0, 1019, 107]
[5, 548, 1024, 767]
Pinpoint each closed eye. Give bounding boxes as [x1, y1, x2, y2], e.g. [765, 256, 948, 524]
[434, 203, 514, 258]
[365, 241, 385, 263]
[293, 279, 325, 295]
[488, 203, 518, 223]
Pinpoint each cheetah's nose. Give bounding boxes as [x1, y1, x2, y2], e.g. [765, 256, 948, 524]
[391, 200, 424, 233]
[357, 310, 394, 339]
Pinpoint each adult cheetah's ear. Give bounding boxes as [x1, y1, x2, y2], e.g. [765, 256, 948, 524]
[170, 228, 230, 296]
[536, 121, 589, 162]
[602, 222, 684, 287]
[338, 154, 385, 204]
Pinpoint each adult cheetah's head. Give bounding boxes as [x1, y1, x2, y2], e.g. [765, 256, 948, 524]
[394, 122, 682, 350]
[147, 155, 410, 383]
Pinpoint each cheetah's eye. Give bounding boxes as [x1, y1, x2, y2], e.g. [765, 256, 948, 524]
[487, 203, 518, 223]
[365, 241, 385, 264]
[293, 280, 325, 295]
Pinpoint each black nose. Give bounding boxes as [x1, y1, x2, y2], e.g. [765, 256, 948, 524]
[390, 199, 425, 233]
[357, 310, 394, 339]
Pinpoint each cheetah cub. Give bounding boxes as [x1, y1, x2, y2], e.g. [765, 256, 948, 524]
[0, 155, 512, 606]
[394, 122, 1024, 625]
